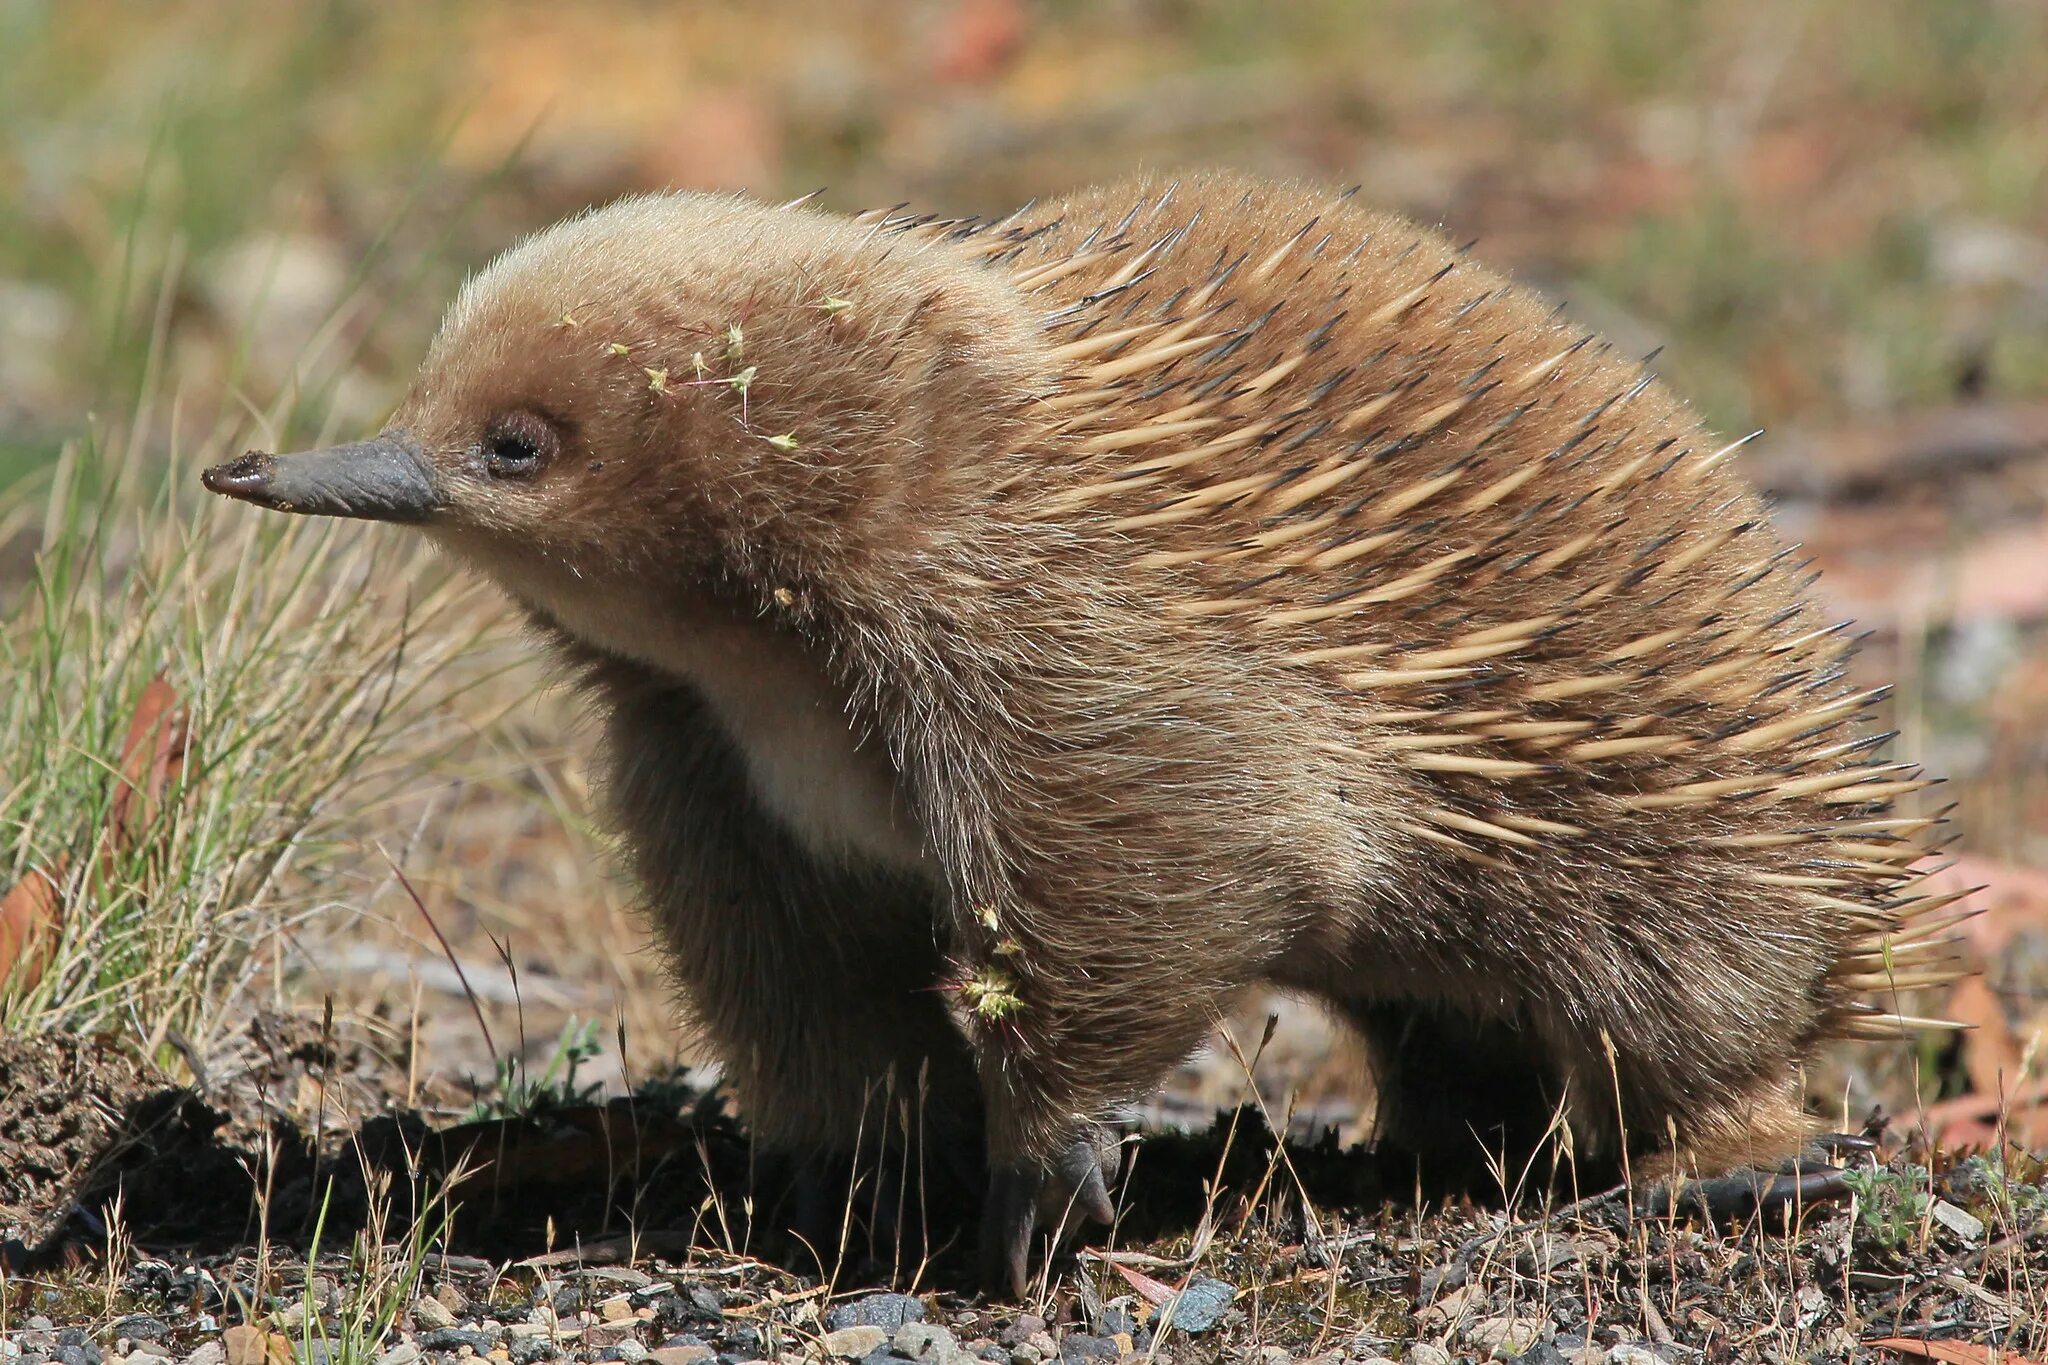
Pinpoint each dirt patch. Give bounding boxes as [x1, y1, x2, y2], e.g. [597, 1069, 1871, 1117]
[2, 1032, 290, 1266]
[1, 1032, 159, 1253]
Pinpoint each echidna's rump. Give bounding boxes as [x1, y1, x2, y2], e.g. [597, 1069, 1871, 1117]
[202, 171, 1965, 1294]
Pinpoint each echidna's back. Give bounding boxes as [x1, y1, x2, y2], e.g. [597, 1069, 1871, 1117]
[904, 172, 1948, 1093]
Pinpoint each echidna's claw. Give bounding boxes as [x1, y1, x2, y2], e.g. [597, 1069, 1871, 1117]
[1812, 1130, 1879, 1157]
[979, 1124, 1122, 1298]
[1635, 1156, 1850, 1223]
[980, 1171, 1038, 1301]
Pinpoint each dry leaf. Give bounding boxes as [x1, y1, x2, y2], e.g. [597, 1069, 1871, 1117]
[1914, 856, 2048, 957]
[107, 674, 190, 854]
[1866, 1336, 2045, 1364]
[1947, 975, 2023, 1102]
[0, 857, 67, 995]
[930, 0, 1028, 85]
[1109, 1259, 1177, 1306]
[1918, 1076, 2048, 1152]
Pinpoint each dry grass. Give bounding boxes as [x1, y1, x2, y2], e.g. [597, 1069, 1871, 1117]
[0, 434, 491, 1050]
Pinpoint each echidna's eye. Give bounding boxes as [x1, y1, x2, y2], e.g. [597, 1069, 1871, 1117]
[482, 410, 559, 480]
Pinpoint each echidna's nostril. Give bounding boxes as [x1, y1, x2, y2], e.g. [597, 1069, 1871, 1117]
[200, 452, 277, 499]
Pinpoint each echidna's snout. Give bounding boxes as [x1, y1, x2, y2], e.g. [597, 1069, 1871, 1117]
[201, 433, 443, 523]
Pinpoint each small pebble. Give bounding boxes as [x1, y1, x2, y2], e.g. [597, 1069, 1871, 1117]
[221, 1327, 280, 1365]
[1053, 1337, 1115, 1365]
[996, 1317, 1044, 1350]
[1467, 1317, 1546, 1357]
[1931, 1199, 1986, 1242]
[581, 1323, 641, 1349]
[1165, 1277, 1236, 1335]
[110, 1319, 170, 1346]
[892, 1323, 967, 1365]
[1605, 1348, 1661, 1365]
[1405, 1346, 1453, 1365]
[826, 1297, 925, 1334]
[647, 1348, 712, 1365]
[821, 1329, 885, 1360]
[185, 1343, 227, 1365]
[418, 1331, 497, 1356]
[412, 1299, 457, 1332]
[507, 1342, 555, 1365]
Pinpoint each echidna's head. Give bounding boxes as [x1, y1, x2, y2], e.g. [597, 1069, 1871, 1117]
[203, 191, 1044, 595]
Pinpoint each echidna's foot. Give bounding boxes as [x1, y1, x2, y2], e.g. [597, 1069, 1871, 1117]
[1634, 1154, 1852, 1224]
[979, 1124, 1122, 1299]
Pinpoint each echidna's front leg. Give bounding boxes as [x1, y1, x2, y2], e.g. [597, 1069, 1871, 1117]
[980, 1123, 1121, 1298]
[594, 665, 986, 1154]
[954, 900, 1258, 1295]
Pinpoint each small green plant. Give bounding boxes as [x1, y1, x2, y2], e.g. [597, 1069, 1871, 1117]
[1953, 1151, 2048, 1224]
[464, 1015, 606, 1122]
[1841, 1164, 1933, 1250]
[291, 1160, 464, 1365]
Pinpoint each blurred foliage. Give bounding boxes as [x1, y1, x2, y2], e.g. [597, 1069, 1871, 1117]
[1, 0, 2044, 485]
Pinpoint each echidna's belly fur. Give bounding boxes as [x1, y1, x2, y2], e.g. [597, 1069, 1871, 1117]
[449, 537, 929, 873]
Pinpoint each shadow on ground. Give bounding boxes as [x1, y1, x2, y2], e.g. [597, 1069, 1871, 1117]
[1, 1030, 1411, 1289]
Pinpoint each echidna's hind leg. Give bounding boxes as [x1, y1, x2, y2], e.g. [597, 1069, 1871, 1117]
[1337, 1001, 1578, 1191]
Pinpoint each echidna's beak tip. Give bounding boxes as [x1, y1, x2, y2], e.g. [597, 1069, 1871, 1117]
[198, 433, 442, 522]
[200, 452, 278, 502]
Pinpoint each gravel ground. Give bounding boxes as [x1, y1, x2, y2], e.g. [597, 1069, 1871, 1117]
[5, 1190, 2046, 1365]
[3, 1020, 2044, 1365]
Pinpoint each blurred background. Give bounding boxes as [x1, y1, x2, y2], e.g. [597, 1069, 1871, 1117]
[3, 0, 2045, 1149]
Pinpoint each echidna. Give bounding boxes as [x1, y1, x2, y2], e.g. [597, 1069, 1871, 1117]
[203, 171, 1966, 1294]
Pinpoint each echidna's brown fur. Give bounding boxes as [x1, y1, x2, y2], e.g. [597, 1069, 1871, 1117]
[223, 172, 1968, 1212]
